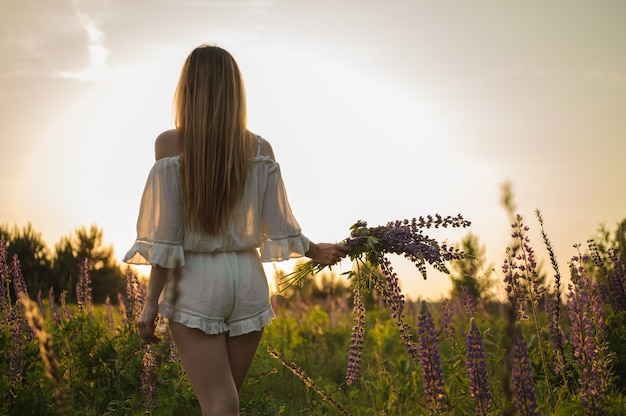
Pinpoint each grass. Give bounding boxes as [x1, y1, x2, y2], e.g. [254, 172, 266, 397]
[2, 211, 626, 415]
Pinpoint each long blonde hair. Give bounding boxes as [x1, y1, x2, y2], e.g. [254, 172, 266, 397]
[174, 45, 254, 234]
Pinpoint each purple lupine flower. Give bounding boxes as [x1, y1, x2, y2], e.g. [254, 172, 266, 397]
[344, 286, 366, 386]
[460, 285, 476, 316]
[417, 301, 447, 412]
[11, 254, 28, 298]
[587, 240, 617, 309]
[466, 318, 491, 415]
[48, 287, 61, 324]
[76, 258, 93, 315]
[438, 299, 456, 343]
[141, 343, 157, 411]
[510, 325, 538, 416]
[9, 304, 24, 388]
[344, 215, 471, 280]
[567, 255, 611, 414]
[511, 216, 545, 309]
[607, 249, 626, 313]
[11, 255, 33, 341]
[503, 249, 526, 321]
[378, 257, 419, 364]
[124, 269, 144, 323]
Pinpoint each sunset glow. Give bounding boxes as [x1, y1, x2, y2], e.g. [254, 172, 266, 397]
[2, 0, 625, 300]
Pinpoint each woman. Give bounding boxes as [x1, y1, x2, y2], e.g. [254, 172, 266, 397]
[123, 44, 349, 415]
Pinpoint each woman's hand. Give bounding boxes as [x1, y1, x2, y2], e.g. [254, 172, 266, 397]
[136, 301, 161, 344]
[306, 242, 351, 266]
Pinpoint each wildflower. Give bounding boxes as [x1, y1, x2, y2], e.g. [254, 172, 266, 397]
[379, 257, 419, 363]
[417, 301, 447, 412]
[607, 249, 626, 313]
[124, 269, 144, 322]
[466, 318, 491, 415]
[502, 249, 525, 321]
[141, 343, 157, 411]
[76, 258, 93, 315]
[506, 216, 552, 396]
[438, 298, 456, 343]
[344, 286, 365, 386]
[11, 254, 28, 298]
[460, 285, 476, 316]
[567, 254, 611, 414]
[510, 325, 538, 416]
[9, 304, 24, 388]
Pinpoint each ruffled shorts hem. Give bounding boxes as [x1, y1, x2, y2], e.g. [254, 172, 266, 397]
[159, 303, 275, 337]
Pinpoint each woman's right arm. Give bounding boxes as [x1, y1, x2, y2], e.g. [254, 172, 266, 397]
[305, 242, 350, 266]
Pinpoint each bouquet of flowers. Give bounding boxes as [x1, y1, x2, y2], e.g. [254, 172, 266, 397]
[279, 214, 471, 292]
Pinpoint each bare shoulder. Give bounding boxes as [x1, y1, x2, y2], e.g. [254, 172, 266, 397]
[155, 129, 180, 160]
[258, 136, 276, 160]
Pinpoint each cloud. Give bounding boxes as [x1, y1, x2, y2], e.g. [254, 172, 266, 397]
[57, 0, 112, 81]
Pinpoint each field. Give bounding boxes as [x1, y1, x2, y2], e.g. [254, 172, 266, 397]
[2, 213, 626, 415]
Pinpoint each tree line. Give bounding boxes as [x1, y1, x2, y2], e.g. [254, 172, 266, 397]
[0, 223, 126, 304]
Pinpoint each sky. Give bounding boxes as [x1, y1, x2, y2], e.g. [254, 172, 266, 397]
[1, 0, 625, 301]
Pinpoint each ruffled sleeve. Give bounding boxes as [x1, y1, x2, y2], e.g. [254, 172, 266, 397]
[123, 157, 185, 268]
[259, 162, 311, 262]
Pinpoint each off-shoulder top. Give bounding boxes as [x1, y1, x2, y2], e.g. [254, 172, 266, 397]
[123, 140, 310, 268]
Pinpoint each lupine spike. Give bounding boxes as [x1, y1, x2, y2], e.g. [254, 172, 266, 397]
[344, 285, 365, 386]
[567, 254, 612, 414]
[417, 301, 447, 412]
[141, 343, 157, 412]
[76, 258, 93, 315]
[510, 324, 539, 416]
[378, 258, 419, 364]
[438, 299, 456, 343]
[607, 249, 626, 313]
[466, 318, 491, 415]
[460, 285, 476, 316]
[9, 303, 25, 388]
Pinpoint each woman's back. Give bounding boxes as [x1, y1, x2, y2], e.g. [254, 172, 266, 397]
[123, 129, 308, 267]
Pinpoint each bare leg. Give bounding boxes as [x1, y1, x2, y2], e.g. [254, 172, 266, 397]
[169, 322, 239, 416]
[226, 329, 264, 393]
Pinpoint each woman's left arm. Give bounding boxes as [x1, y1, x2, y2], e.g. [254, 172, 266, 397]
[136, 265, 169, 344]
